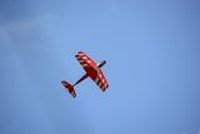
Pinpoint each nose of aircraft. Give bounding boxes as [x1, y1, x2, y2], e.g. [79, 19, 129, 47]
[98, 60, 106, 68]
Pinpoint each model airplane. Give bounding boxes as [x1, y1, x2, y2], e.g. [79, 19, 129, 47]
[61, 51, 109, 98]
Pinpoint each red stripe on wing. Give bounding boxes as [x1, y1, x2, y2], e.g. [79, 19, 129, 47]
[75, 51, 97, 68]
[92, 70, 109, 91]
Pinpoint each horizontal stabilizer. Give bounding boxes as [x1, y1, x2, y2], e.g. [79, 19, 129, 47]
[61, 80, 76, 98]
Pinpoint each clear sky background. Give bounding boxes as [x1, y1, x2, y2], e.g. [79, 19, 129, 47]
[0, 0, 200, 134]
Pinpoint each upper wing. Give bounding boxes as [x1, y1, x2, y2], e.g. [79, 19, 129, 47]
[75, 51, 109, 91]
[92, 70, 109, 91]
[75, 51, 97, 69]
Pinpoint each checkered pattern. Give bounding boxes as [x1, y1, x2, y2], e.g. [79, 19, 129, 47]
[75, 51, 96, 68]
[75, 51, 109, 91]
[94, 70, 109, 91]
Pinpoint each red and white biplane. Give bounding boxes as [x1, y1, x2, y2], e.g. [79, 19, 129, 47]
[61, 51, 109, 98]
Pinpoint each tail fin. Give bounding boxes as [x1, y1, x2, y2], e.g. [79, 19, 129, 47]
[61, 80, 76, 98]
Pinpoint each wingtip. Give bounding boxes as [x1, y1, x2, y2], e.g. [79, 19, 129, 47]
[78, 51, 84, 54]
[102, 84, 109, 92]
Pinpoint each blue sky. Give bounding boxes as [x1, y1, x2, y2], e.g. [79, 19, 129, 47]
[0, 0, 200, 134]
